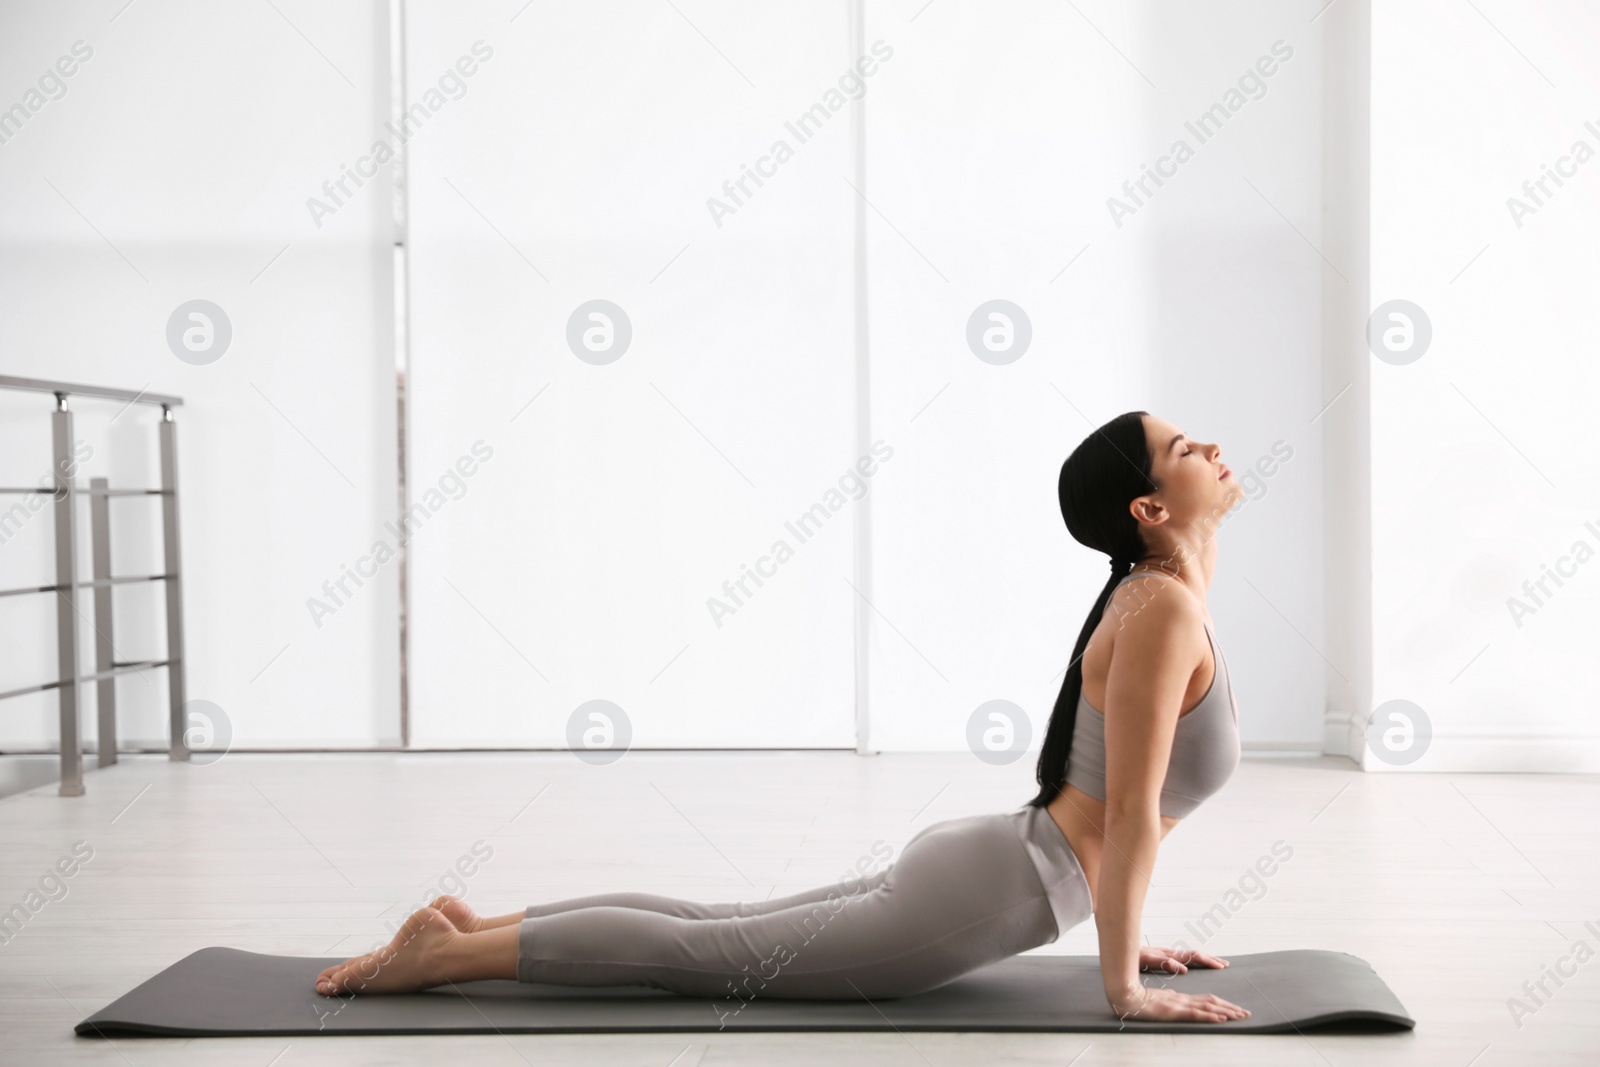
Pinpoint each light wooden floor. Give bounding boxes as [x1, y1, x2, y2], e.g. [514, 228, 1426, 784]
[1, 750, 1596, 1065]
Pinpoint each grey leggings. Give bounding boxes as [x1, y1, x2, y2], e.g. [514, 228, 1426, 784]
[516, 806, 1093, 1001]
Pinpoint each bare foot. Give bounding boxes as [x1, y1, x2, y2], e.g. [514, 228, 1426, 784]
[429, 894, 484, 934]
[315, 906, 455, 995]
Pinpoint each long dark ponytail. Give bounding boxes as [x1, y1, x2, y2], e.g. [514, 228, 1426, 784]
[1028, 411, 1158, 809]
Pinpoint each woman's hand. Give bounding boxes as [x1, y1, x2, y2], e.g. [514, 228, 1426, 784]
[1109, 982, 1252, 1024]
[1138, 944, 1229, 975]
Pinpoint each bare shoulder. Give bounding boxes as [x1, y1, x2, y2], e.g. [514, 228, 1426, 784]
[1099, 575, 1208, 727]
[1104, 573, 1205, 649]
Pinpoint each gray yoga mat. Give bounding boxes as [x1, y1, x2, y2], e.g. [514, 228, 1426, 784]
[75, 946, 1413, 1036]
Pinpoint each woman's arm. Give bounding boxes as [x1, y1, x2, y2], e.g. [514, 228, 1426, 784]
[1098, 808, 1164, 1007]
[1093, 585, 1203, 1008]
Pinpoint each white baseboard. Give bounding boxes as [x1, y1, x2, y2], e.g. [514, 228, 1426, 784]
[1324, 712, 1600, 771]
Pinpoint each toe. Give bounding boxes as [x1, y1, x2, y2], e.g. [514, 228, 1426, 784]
[430, 895, 475, 932]
[324, 954, 373, 993]
[401, 905, 452, 941]
[317, 959, 351, 988]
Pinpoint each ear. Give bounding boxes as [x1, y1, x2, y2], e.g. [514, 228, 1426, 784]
[1129, 494, 1167, 527]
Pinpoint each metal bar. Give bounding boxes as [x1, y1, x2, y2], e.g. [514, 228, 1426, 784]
[89, 660, 171, 683]
[0, 582, 68, 599]
[0, 584, 62, 599]
[159, 407, 189, 760]
[0, 680, 55, 702]
[0, 575, 174, 599]
[390, 0, 412, 750]
[52, 399, 85, 796]
[90, 476, 118, 768]
[0, 375, 182, 407]
[81, 574, 172, 587]
[0, 486, 168, 496]
[0, 660, 173, 703]
[848, 0, 874, 756]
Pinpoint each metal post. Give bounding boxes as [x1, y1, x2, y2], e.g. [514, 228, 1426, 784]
[848, 0, 875, 755]
[52, 396, 85, 796]
[159, 406, 189, 760]
[89, 477, 118, 767]
[390, 0, 413, 749]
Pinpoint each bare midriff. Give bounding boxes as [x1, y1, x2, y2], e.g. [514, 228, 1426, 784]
[1045, 786, 1179, 915]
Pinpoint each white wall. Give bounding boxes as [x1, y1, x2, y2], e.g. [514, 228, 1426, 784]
[1363, 0, 1600, 769]
[28, 1, 1586, 768]
[862, 0, 1328, 752]
[401, 1, 860, 747]
[1319, 0, 1373, 763]
[0, 1, 399, 749]
[0, 0, 1337, 758]
[397, 0, 1331, 754]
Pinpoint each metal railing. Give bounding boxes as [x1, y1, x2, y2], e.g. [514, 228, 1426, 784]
[0, 375, 189, 795]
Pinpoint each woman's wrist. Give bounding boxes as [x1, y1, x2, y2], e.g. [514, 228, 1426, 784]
[1105, 978, 1145, 1007]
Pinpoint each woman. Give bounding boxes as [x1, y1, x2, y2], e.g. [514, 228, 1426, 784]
[315, 410, 1252, 1024]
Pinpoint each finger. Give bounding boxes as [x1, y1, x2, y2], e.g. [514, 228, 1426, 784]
[1210, 995, 1248, 1013]
[1192, 1003, 1238, 1022]
[1200, 995, 1237, 1017]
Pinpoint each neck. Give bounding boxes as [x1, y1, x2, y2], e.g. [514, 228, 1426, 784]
[1132, 537, 1217, 596]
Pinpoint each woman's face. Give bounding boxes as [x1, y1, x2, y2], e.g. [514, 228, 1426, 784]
[1140, 414, 1244, 528]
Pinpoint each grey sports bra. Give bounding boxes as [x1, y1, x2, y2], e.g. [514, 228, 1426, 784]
[1064, 571, 1241, 818]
